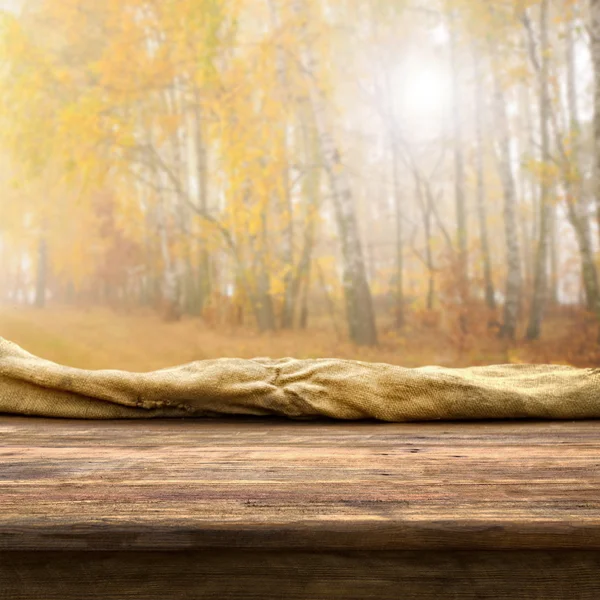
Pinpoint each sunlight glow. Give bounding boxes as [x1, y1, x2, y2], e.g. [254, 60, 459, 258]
[396, 66, 452, 123]
[431, 23, 450, 46]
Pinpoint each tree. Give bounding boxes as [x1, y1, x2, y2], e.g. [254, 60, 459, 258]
[490, 58, 522, 340]
[472, 46, 496, 312]
[292, 0, 378, 346]
[592, 0, 600, 248]
[524, 0, 552, 341]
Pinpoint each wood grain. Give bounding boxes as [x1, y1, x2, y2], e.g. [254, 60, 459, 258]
[1, 416, 600, 551]
[3, 549, 600, 600]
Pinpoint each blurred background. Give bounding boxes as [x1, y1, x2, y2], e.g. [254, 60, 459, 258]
[0, 0, 598, 371]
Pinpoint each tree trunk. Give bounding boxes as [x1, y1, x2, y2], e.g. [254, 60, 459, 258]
[193, 87, 211, 313]
[289, 175, 318, 329]
[473, 48, 496, 311]
[564, 7, 600, 322]
[299, 265, 311, 330]
[151, 152, 181, 322]
[548, 207, 559, 305]
[391, 136, 405, 328]
[592, 0, 600, 250]
[419, 178, 437, 311]
[158, 210, 181, 322]
[521, 83, 539, 293]
[254, 207, 277, 333]
[269, 0, 296, 330]
[491, 69, 522, 340]
[34, 236, 47, 309]
[316, 260, 342, 340]
[526, 0, 551, 341]
[254, 271, 276, 332]
[380, 54, 405, 328]
[279, 170, 295, 330]
[449, 10, 469, 325]
[285, 113, 321, 329]
[293, 0, 378, 346]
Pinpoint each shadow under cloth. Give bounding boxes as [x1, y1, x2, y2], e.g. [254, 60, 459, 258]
[0, 337, 598, 421]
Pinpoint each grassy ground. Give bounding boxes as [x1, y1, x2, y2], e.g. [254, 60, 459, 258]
[0, 304, 595, 371]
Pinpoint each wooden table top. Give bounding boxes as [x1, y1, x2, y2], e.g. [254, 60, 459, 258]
[1, 416, 599, 552]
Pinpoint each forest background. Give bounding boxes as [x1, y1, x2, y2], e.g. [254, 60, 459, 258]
[0, 0, 599, 372]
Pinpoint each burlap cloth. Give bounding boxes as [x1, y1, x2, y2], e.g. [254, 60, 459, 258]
[0, 337, 599, 420]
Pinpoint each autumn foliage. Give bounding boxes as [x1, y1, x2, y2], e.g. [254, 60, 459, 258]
[0, 0, 599, 364]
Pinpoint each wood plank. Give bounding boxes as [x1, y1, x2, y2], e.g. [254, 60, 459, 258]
[3, 549, 600, 600]
[1, 417, 600, 551]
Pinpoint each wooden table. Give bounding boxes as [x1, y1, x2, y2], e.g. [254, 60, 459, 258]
[1, 416, 600, 599]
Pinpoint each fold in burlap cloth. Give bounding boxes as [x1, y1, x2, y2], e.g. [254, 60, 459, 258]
[0, 337, 599, 420]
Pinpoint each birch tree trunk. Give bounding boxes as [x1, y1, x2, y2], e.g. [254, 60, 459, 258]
[522, 82, 539, 292]
[293, 0, 378, 346]
[591, 0, 600, 249]
[268, 0, 296, 330]
[279, 163, 295, 330]
[169, 84, 197, 316]
[526, 0, 551, 341]
[379, 50, 404, 328]
[391, 136, 405, 328]
[564, 7, 600, 321]
[256, 205, 277, 332]
[491, 68, 521, 340]
[288, 118, 320, 329]
[548, 208, 559, 305]
[157, 197, 181, 322]
[414, 175, 436, 311]
[473, 48, 495, 311]
[145, 121, 181, 321]
[192, 87, 211, 313]
[517, 83, 534, 292]
[449, 11, 469, 327]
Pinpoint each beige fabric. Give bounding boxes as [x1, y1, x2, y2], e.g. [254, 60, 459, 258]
[0, 337, 599, 421]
